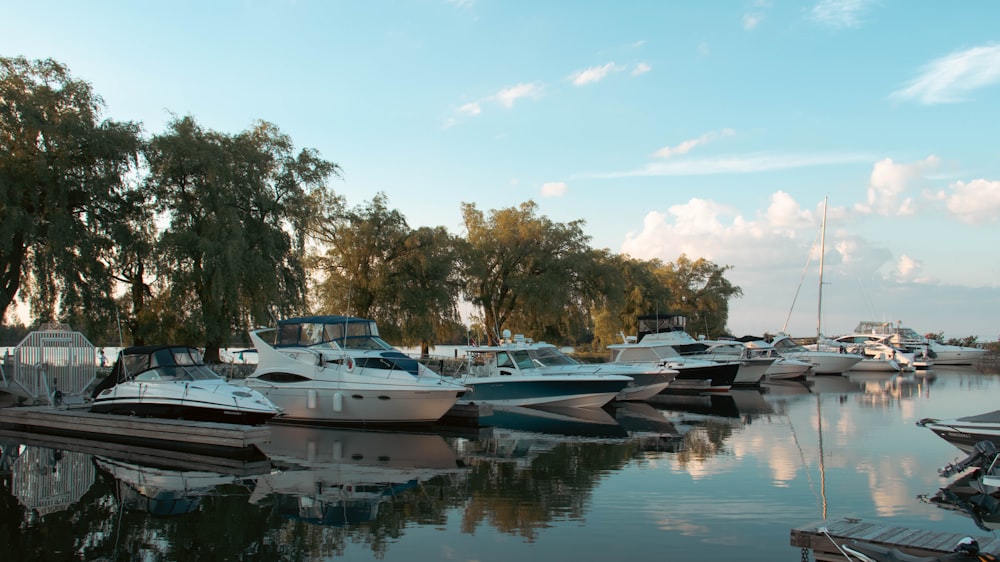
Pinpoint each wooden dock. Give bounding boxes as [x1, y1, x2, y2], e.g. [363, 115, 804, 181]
[790, 518, 1000, 561]
[0, 405, 271, 454]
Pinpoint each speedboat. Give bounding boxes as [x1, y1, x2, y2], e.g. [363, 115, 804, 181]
[241, 315, 467, 424]
[918, 411, 1000, 454]
[90, 345, 280, 425]
[738, 338, 813, 379]
[457, 331, 654, 408]
[607, 315, 740, 392]
[770, 334, 862, 375]
[855, 320, 985, 366]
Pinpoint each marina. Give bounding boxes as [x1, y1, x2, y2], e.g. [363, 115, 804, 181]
[2, 363, 1000, 560]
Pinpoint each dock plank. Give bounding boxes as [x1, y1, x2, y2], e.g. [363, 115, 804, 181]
[0, 406, 270, 449]
[791, 518, 997, 559]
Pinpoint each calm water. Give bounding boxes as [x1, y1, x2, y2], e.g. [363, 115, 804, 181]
[2, 366, 1000, 561]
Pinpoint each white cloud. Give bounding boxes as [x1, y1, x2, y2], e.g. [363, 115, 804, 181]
[810, 0, 874, 29]
[540, 182, 568, 197]
[858, 156, 939, 216]
[569, 62, 624, 86]
[579, 150, 872, 179]
[494, 82, 543, 107]
[942, 179, 1000, 224]
[652, 129, 735, 159]
[458, 102, 481, 116]
[890, 44, 1000, 105]
[893, 254, 924, 282]
[446, 0, 474, 8]
[743, 13, 763, 30]
[632, 62, 652, 77]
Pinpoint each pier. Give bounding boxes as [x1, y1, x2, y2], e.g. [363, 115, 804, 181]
[790, 518, 1000, 560]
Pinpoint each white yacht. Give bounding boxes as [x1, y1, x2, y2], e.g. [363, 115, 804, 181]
[457, 331, 665, 407]
[241, 316, 467, 424]
[855, 320, 986, 366]
[769, 334, 863, 375]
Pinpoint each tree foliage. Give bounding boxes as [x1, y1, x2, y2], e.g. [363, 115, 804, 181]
[312, 193, 462, 353]
[0, 56, 142, 333]
[146, 116, 338, 360]
[460, 201, 596, 344]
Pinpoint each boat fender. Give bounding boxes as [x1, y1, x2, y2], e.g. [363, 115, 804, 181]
[333, 392, 343, 412]
[344, 356, 355, 372]
[307, 389, 318, 409]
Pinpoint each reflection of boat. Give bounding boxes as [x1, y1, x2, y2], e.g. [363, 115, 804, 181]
[251, 425, 465, 526]
[608, 315, 740, 392]
[918, 411, 1000, 454]
[90, 345, 279, 424]
[457, 332, 642, 408]
[609, 402, 685, 451]
[483, 405, 628, 438]
[242, 316, 467, 424]
[95, 456, 242, 516]
[922, 471, 1000, 532]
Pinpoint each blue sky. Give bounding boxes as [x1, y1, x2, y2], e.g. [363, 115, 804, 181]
[4, 1, 1000, 340]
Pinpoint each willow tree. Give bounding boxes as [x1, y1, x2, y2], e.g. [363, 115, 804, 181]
[656, 254, 742, 338]
[0, 56, 142, 330]
[590, 255, 672, 349]
[312, 193, 462, 353]
[460, 200, 596, 345]
[146, 116, 338, 360]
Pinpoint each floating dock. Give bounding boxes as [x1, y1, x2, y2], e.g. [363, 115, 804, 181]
[0, 405, 270, 456]
[790, 518, 1000, 561]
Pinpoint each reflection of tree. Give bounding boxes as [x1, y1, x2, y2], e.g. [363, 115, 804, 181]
[458, 440, 639, 541]
[674, 420, 737, 465]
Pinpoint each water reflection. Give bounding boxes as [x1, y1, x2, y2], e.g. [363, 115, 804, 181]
[2, 366, 1000, 560]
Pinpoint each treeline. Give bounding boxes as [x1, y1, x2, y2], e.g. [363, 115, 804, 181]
[0, 56, 742, 360]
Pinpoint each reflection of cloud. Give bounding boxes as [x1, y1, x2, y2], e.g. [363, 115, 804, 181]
[891, 44, 1000, 105]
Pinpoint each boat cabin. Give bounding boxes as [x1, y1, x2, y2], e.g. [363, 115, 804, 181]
[275, 316, 394, 351]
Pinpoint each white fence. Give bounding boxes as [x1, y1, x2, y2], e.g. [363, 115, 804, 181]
[1, 328, 97, 405]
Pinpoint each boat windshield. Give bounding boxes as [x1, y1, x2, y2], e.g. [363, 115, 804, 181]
[277, 320, 394, 351]
[772, 338, 807, 353]
[524, 346, 579, 367]
[124, 347, 221, 382]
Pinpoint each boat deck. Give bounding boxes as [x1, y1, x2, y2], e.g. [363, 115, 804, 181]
[790, 518, 1000, 561]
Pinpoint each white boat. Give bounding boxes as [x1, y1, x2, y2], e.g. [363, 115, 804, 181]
[855, 320, 986, 366]
[739, 338, 813, 379]
[457, 331, 659, 408]
[918, 411, 1000, 454]
[241, 315, 467, 424]
[90, 345, 280, 425]
[607, 315, 742, 392]
[770, 335, 863, 375]
[685, 339, 775, 387]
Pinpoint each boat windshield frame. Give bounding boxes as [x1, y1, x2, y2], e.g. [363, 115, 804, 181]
[276, 319, 395, 351]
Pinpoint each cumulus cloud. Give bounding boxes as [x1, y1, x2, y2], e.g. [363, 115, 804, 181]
[890, 44, 1000, 105]
[858, 156, 939, 216]
[540, 182, 568, 197]
[569, 62, 624, 86]
[652, 129, 735, 159]
[458, 102, 481, 116]
[810, 0, 875, 29]
[941, 179, 1000, 224]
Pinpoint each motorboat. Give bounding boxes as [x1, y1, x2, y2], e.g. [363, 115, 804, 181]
[90, 345, 280, 425]
[918, 411, 1000, 454]
[738, 338, 813, 379]
[607, 315, 741, 392]
[457, 331, 656, 408]
[769, 334, 862, 375]
[241, 315, 467, 424]
[829, 332, 924, 371]
[855, 320, 985, 366]
[683, 339, 775, 387]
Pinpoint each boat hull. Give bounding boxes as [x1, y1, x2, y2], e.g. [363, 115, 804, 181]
[459, 376, 631, 408]
[919, 411, 1000, 453]
[241, 381, 464, 424]
[90, 381, 279, 425]
[91, 398, 277, 425]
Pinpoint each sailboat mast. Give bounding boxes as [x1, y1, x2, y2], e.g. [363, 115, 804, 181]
[816, 197, 828, 339]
